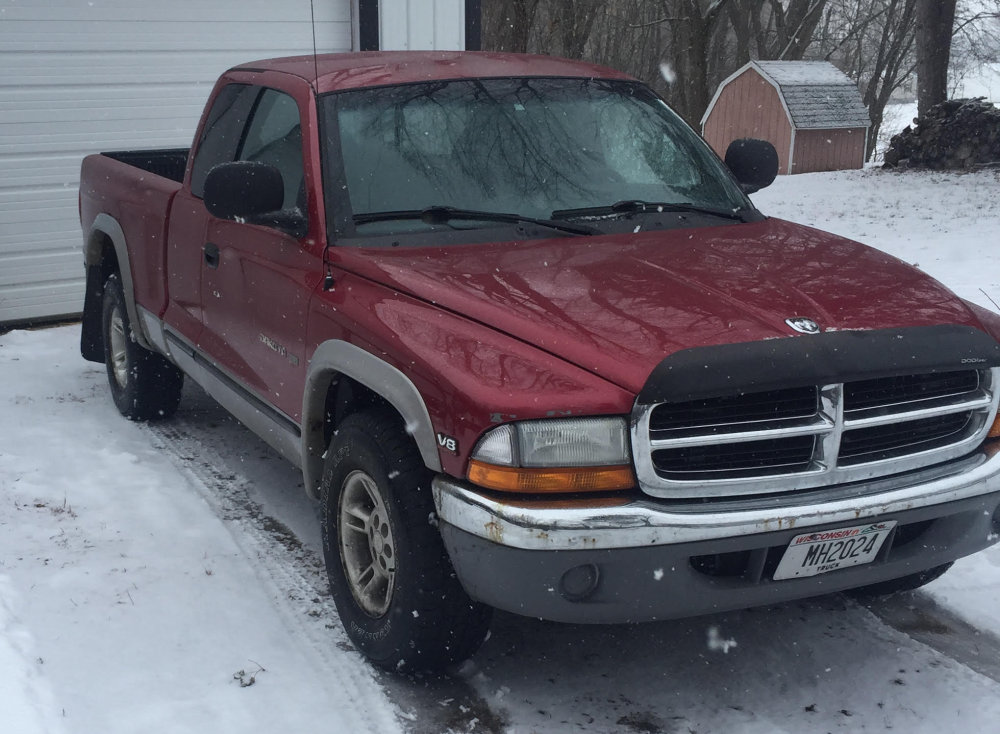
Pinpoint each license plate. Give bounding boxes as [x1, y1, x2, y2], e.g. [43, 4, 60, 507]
[773, 521, 897, 581]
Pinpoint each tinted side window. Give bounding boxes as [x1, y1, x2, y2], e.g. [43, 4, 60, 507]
[238, 89, 305, 212]
[190, 83, 258, 198]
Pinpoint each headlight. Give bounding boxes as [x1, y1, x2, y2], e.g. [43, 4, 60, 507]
[479, 417, 630, 467]
[468, 417, 634, 493]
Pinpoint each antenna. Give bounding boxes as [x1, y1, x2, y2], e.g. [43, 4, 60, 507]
[309, 0, 320, 93]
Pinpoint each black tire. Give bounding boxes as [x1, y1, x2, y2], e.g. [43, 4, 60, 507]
[846, 562, 953, 598]
[101, 273, 183, 421]
[320, 408, 492, 672]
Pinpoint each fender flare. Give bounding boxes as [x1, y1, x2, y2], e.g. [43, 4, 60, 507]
[84, 213, 153, 350]
[301, 340, 443, 498]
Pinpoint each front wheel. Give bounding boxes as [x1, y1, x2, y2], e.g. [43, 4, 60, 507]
[320, 409, 492, 672]
[101, 273, 183, 420]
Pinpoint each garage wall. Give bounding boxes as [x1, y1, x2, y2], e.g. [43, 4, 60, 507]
[0, 0, 353, 324]
[378, 0, 464, 50]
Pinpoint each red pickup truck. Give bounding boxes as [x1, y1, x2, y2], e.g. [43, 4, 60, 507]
[79, 51, 1000, 671]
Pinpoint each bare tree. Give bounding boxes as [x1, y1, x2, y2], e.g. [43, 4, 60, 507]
[586, 1, 668, 86]
[483, 0, 542, 53]
[484, 0, 843, 127]
[728, 0, 828, 60]
[486, 0, 740, 126]
[650, 0, 734, 125]
[915, 0, 958, 116]
[950, 0, 1000, 94]
[545, 0, 605, 58]
[480, 0, 998, 163]
[813, 0, 919, 159]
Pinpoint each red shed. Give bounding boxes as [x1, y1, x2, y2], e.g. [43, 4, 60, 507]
[701, 60, 870, 175]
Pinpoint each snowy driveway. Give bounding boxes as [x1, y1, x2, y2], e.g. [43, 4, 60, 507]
[3, 168, 1000, 733]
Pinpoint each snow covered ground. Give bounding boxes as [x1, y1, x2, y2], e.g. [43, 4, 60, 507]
[3, 166, 1000, 733]
[0, 329, 403, 734]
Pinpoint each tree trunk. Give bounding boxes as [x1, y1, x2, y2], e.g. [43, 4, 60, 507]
[775, 0, 828, 59]
[482, 0, 541, 53]
[915, 0, 957, 116]
[551, 0, 603, 59]
[659, 0, 732, 127]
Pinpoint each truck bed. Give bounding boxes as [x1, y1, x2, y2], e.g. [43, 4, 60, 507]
[79, 150, 188, 322]
[102, 148, 189, 183]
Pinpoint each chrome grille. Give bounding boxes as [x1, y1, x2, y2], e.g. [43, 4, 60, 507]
[839, 412, 972, 464]
[652, 435, 816, 480]
[843, 371, 980, 414]
[632, 368, 1000, 499]
[649, 386, 818, 435]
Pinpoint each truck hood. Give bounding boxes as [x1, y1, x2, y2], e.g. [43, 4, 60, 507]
[336, 218, 984, 394]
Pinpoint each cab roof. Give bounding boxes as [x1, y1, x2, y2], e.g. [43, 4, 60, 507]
[232, 51, 635, 94]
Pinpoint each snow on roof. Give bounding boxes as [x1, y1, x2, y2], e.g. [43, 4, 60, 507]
[753, 61, 870, 129]
[780, 85, 871, 129]
[754, 60, 856, 87]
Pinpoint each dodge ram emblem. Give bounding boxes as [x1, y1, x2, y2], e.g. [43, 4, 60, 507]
[786, 317, 820, 334]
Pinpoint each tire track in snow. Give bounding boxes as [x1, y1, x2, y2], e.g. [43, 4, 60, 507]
[143, 388, 1000, 729]
[862, 594, 1000, 684]
[144, 419, 400, 733]
[140, 388, 1000, 732]
[143, 404, 505, 734]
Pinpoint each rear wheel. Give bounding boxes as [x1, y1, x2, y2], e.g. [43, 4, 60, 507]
[321, 408, 492, 672]
[101, 273, 183, 420]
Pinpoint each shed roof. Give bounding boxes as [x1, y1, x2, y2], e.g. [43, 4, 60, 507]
[702, 60, 870, 130]
[779, 85, 871, 129]
[754, 60, 855, 86]
[754, 61, 870, 129]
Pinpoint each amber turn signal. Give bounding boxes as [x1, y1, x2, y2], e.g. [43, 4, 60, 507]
[467, 459, 635, 493]
[989, 411, 1000, 439]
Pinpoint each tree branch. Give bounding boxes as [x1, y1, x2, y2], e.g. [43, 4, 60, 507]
[778, 0, 828, 59]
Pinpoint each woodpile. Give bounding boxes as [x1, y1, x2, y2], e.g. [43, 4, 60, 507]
[883, 98, 1000, 169]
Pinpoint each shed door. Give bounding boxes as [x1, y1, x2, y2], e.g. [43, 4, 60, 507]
[0, 0, 352, 324]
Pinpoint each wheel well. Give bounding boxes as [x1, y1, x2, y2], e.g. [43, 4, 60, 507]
[97, 236, 119, 283]
[88, 233, 120, 297]
[80, 234, 121, 363]
[322, 375, 395, 450]
[302, 341, 444, 498]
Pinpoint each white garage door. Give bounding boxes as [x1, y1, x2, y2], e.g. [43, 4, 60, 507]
[0, 0, 353, 324]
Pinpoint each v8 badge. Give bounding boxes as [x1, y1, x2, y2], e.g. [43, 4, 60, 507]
[436, 433, 459, 454]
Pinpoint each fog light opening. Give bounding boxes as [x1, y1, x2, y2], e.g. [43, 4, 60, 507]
[560, 564, 600, 601]
[991, 504, 1000, 539]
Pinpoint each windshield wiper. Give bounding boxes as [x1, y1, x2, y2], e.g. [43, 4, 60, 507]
[551, 200, 750, 222]
[354, 205, 599, 236]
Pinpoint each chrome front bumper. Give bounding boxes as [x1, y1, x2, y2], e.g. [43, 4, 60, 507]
[433, 450, 1000, 623]
[433, 448, 1000, 551]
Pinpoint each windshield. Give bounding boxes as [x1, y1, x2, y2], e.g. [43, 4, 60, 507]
[321, 77, 752, 240]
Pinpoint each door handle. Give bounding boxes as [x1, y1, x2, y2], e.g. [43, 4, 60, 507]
[204, 243, 220, 269]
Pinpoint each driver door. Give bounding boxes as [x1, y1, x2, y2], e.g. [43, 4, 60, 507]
[199, 87, 317, 421]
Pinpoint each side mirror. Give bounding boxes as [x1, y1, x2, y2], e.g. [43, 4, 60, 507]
[203, 161, 307, 238]
[724, 138, 779, 194]
[204, 161, 283, 220]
